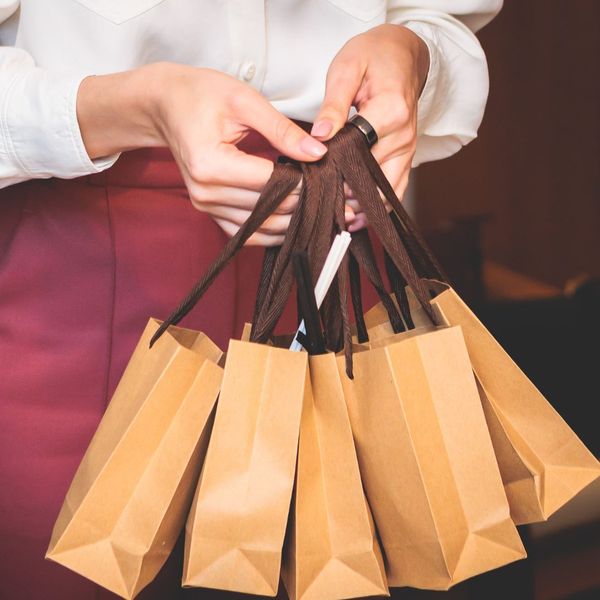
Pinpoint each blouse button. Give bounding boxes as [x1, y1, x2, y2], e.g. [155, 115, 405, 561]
[241, 61, 257, 82]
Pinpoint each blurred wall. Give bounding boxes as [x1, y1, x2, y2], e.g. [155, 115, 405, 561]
[414, 0, 600, 287]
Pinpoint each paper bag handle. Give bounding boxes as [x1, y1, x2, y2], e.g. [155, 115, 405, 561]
[150, 162, 302, 347]
[330, 125, 436, 322]
[349, 229, 406, 334]
[249, 160, 325, 344]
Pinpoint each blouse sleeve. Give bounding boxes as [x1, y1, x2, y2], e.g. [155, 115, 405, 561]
[0, 2, 117, 189]
[386, 1, 503, 166]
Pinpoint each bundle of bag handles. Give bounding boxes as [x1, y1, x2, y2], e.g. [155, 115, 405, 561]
[150, 119, 449, 377]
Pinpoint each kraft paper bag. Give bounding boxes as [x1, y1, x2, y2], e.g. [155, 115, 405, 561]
[358, 296, 433, 345]
[361, 301, 401, 342]
[422, 282, 600, 524]
[183, 339, 307, 596]
[46, 318, 224, 599]
[339, 326, 526, 590]
[351, 302, 399, 345]
[282, 353, 388, 600]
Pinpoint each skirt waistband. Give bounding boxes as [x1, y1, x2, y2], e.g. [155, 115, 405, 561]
[87, 147, 184, 188]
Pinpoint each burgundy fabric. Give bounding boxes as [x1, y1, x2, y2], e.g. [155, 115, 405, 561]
[0, 134, 290, 600]
[0, 133, 382, 599]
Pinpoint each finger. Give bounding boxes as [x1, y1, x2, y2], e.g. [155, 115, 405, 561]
[345, 193, 389, 213]
[201, 204, 292, 235]
[348, 212, 369, 233]
[345, 204, 356, 226]
[238, 91, 327, 161]
[188, 145, 282, 190]
[380, 156, 410, 204]
[344, 199, 362, 214]
[190, 183, 299, 214]
[213, 218, 285, 247]
[370, 130, 414, 165]
[357, 90, 415, 149]
[191, 146, 311, 197]
[351, 74, 417, 161]
[344, 156, 406, 214]
[311, 57, 366, 141]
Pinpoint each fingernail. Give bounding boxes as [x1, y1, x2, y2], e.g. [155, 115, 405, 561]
[349, 214, 367, 232]
[300, 136, 327, 158]
[311, 120, 333, 139]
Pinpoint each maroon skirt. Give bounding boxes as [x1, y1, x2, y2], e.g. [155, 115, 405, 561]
[0, 135, 308, 599]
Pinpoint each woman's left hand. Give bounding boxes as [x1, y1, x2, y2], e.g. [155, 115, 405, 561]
[312, 24, 430, 231]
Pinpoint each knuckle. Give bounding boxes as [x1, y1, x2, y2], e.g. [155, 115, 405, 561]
[257, 223, 273, 235]
[377, 93, 412, 131]
[400, 121, 418, 146]
[229, 86, 252, 114]
[190, 198, 203, 212]
[187, 158, 214, 183]
[394, 101, 411, 126]
[259, 224, 278, 235]
[274, 195, 298, 214]
[320, 103, 344, 122]
[392, 186, 406, 203]
[328, 56, 361, 82]
[190, 185, 211, 205]
[223, 224, 239, 238]
[259, 215, 288, 235]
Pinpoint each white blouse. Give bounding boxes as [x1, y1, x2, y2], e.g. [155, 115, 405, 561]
[0, 0, 502, 189]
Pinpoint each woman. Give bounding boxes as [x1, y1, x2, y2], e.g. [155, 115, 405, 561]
[0, 1, 501, 598]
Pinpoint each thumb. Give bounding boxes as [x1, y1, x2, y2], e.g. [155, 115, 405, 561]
[241, 92, 328, 162]
[312, 58, 365, 141]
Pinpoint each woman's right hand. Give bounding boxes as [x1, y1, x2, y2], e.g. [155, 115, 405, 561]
[77, 63, 330, 245]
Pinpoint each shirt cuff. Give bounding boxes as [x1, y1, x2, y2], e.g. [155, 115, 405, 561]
[385, 16, 490, 166]
[400, 21, 440, 139]
[1, 68, 119, 180]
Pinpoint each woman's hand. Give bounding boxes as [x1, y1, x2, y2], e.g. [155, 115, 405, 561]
[77, 63, 329, 245]
[311, 24, 430, 231]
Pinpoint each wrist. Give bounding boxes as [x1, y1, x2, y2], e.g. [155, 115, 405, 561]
[76, 64, 166, 159]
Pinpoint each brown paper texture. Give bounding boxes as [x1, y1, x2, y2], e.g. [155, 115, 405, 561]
[183, 340, 307, 596]
[46, 319, 223, 599]
[340, 326, 526, 590]
[282, 353, 388, 600]
[241, 322, 253, 342]
[355, 301, 435, 346]
[427, 283, 600, 524]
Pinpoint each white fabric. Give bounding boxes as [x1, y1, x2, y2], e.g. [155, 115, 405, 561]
[0, 0, 502, 188]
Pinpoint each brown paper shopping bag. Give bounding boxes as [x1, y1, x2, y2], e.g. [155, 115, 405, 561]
[183, 339, 307, 596]
[282, 353, 388, 600]
[354, 300, 436, 348]
[370, 161, 600, 526]
[361, 264, 600, 525]
[46, 319, 223, 599]
[339, 326, 526, 590]
[423, 282, 600, 524]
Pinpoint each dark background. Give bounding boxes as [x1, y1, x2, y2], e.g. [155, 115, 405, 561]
[409, 2, 600, 599]
[416, 0, 600, 287]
